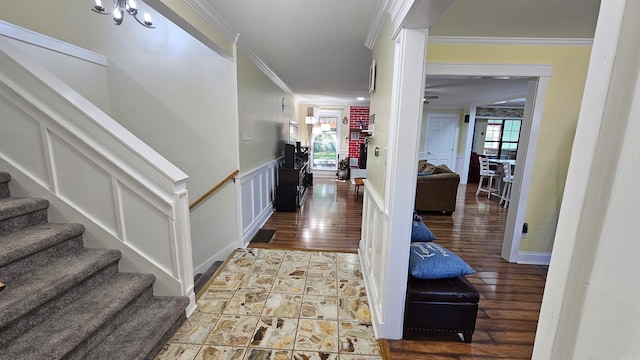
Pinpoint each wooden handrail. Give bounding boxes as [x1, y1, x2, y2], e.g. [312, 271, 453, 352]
[189, 170, 240, 210]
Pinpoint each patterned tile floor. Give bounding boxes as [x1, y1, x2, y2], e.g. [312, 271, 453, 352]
[156, 249, 382, 360]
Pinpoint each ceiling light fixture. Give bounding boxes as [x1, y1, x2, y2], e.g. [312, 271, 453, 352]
[92, 0, 155, 28]
[357, 97, 365, 101]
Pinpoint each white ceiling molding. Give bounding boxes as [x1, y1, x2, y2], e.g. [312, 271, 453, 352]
[365, 0, 392, 50]
[183, 0, 237, 43]
[0, 21, 107, 66]
[237, 41, 294, 97]
[429, 36, 594, 46]
[184, 0, 293, 97]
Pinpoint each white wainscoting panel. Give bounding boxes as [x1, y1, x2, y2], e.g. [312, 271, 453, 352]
[359, 183, 389, 338]
[236, 160, 279, 247]
[455, 154, 464, 176]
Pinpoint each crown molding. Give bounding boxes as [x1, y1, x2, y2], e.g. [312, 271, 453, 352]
[428, 36, 594, 46]
[183, 0, 237, 43]
[365, 0, 391, 50]
[184, 0, 293, 97]
[0, 21, 107, 66]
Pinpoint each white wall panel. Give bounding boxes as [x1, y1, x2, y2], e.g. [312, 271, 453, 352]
[0, 94, 48, 184]
[253, 175, 262, 219]
[120, 183, 174, 276]
[50, 133, 118, 234]
[241, 180, 254, 233]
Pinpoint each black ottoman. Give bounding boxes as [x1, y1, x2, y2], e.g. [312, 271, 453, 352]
[404, 275, 479, 342]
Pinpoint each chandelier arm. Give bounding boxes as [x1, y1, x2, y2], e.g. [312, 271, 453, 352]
[132, 14, 155, 28]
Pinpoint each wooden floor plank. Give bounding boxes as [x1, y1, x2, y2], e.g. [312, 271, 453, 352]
[253, 178, 548, 359]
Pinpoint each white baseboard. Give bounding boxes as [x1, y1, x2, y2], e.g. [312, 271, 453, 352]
[517, 251, 552, 265]
[194, 242, 238, 275]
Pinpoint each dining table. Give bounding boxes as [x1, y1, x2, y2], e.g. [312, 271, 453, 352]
[487, 159, 516, 198]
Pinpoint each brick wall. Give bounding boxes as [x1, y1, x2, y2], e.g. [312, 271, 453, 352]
[348, 106, 370, 167]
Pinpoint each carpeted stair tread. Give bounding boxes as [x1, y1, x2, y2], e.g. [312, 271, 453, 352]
[84, 296, 190, 360]
[0, 223, 85, 267]
[1, 272, 155, 360]
[0, 248, 121, 328]
[0, 197, 49, 222]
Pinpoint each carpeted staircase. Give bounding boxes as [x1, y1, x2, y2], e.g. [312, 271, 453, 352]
[0, 171, 189, 359]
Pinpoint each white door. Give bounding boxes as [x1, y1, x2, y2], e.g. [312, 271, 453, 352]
[425, 114, 458, 169]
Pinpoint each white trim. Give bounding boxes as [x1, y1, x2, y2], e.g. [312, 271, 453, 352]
[517, 251, 552, 266]
[365, 0, 391, 50]
[0, 21, 107, 66]
[184, 0, 294, 97]
[236, 158, 282, 181]
[429, 36, 593, 46]
[194, 241, 238, 275]
[426, 63, 554, 78]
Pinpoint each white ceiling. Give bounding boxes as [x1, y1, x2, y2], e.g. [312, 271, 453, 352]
[204, 0, 600, 106]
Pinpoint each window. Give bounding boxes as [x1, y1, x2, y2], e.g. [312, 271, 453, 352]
[482, 119, 521, 159]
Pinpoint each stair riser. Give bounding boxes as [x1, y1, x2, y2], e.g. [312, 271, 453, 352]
[145, 312, 187, 360]
[0, 183, 9, 199]
[0, 235, 84, 283]
[65, 286, 155, 360]
[0, 262, 119, 346]
[0, 209, 47, 237]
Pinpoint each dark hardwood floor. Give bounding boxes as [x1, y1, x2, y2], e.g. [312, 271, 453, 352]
[254, 177, 548, 359]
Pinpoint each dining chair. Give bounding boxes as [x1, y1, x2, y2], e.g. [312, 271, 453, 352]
[500, 161, 514, 208]
[476, 157, 499, 198]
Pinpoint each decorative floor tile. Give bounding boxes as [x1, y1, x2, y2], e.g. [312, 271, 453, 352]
[339, 322, 380, 355]
[243, 349, 291, 360]
[239, 274, 276, 291]
[224, 291, 269, 315]
[338, 279, 367, 297]
[250, 317, 298, 349]
[171, 312, 221, 344]
[198, 292, 230, 314]
[278, 262, 309, 277]
[257, 249, 286, 261]
[271, 276, 306, 294]
[262, 293, 303, 318]
[301, 295, 338, 320]
[250, 260, 281, 275]
[162, 249, 380, 360]
[206, 315, 260, 347]
[338, 297, 371, 323]
[337, 253, 360, 265]
[337, 264, 363, 280]
[307, 262, 336, 278]
[309, 251, 337, 264]
[294, 319, 339, 352]
[283, 250, 311, 262]
[292, 351, 338, 360]
[208, 272, 246, 291]
[195, 346, 246, 360]
[339, 355, 384, 360]
[155, 343, 202, 360]
[305, 277, 337, 296]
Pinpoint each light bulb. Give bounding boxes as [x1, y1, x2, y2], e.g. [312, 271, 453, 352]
[143, 13, 152, 24]
[95, 0, 102, 7]
[112, 8, 122, 19]
[128, 0, 137, 10]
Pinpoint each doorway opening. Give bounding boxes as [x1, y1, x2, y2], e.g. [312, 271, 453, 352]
[311, 109, 342, 171]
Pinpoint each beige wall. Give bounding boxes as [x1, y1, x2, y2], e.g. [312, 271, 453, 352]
[367, 17, 396, 198]
[236, 52, 294, 172]
[0, 1, 241, 271]
[426, 43, 592, 253]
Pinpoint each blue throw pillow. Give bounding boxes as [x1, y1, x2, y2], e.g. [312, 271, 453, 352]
[409, 242, 475, 279]
[411, 220, 436, 242]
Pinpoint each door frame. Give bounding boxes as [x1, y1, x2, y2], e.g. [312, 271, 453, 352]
[424, 63, 552, 263]
[422, 113, 460, 170]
